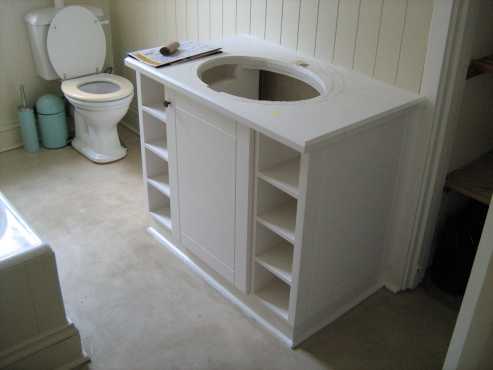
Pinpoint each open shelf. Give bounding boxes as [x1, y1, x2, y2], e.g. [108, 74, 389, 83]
[143, 104, 168, 122]
[257, 201, 297, 244]
[445, 150, 493, 205]
[255, 278, 290, 320]
[150, 206, 172, 231]
[145, 141, 169, 161]
[258, 158, 300, 199]
[147, 174, 170, 197]
[256, 242, 293, 285]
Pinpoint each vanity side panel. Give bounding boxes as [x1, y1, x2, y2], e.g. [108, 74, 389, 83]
[291, 116, 407, 344]
[165, 89, 182, 243]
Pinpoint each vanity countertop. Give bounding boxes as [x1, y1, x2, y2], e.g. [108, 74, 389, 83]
[125, 35, 423, 153]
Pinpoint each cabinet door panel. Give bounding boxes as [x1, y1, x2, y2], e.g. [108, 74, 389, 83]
[176, 107, 236, 282]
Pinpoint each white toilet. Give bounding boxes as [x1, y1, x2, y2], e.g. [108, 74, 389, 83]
[25, 5, 134, 163]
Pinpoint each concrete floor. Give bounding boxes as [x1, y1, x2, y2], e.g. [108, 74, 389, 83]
[0, 127, 458, 370]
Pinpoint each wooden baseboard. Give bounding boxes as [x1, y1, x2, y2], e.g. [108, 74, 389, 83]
[0, 322, 89, 370]
[0, 122, 22, 153]
[147, 226, 295, 348]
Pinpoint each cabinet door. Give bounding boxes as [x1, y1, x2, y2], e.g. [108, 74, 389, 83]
[175, 100, 237, 283]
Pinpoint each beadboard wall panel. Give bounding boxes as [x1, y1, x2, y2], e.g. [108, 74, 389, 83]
[160, 0, 433, 93]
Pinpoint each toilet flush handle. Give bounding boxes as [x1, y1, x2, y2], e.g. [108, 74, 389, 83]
[163, 100, 172, 108]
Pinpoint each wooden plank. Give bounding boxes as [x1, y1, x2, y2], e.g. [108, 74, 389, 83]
[315, 0, 339, 62]
[333, 0, 361, 68]
[265, 0, 284, 44]
[211, 0, 223, 40]
[298, 0, 319, 55]
[187, 0, 198, 41]
[165, 0, 177, 42]
[396, 0, 434, 92]
[198, 0, 211, 41]
[281, 0, 301, 50]
[373, 0, 407, 84]
[237, 0, 252, 34]
[251, 0, 267, 39]
[446, 151, 493, 206]
[353, 0, 383, 76]
[223, 0, 237, 37]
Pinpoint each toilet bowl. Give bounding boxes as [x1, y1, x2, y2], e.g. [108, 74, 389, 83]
[25, 5, 134, 163]
[63, 73, 134, 163]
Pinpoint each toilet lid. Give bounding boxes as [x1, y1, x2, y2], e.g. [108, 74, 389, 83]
[47, 6, 106, 80]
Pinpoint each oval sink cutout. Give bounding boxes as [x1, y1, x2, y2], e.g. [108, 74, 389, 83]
[198, 56, 325, 102]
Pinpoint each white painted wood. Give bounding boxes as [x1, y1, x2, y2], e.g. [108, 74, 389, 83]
[125, 37, 422, 153]
[281, 0, 300, 50]
[175, 103, 236, 282]
[223, 0, 237, 37]
[145, 141, 168, 161]
[333, 0, 361, 68]
[210, 0, 223, 40]
[237, 0, 252, 34]
[315, 0, 339, 62]
[396, 0, 434, 92]
[258, 158, 300, 199]
[155, 0, 434, 93]
[353, 0, 383, 76]
[257, 201, 297, 244]
[198, 0, 211, 42]
[256, 242, 293, 285]
[234, 125, 254, 293]
[373, 0, 407, 85]
[187, 0, 199, 41]
[165, 0, 177, 42]
[147, 226, 295, 347]
[255, 278, 290, 320]
[147, 174, 170, 197]
[129, 35, 422, 346]
[150, 206, 172, 231]
[251, 0, 267, 39]
[142, 104, 168, 122]
[164, 89, 181, 241]
[396, 0, 480, 290]
[297, 0, 318, 55]
[265, 0, 283, 44]
[176, 0, 188, 40]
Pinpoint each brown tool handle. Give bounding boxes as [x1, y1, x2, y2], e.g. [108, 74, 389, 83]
[160, 41, 180, 56]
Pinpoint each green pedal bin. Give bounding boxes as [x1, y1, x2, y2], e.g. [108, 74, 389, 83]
[36, 95, 68, 149]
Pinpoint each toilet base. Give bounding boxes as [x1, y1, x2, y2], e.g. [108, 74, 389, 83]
[72, 137, 127, 164]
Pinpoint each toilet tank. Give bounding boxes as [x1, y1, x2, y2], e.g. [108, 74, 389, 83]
[25, 6, 105, 81]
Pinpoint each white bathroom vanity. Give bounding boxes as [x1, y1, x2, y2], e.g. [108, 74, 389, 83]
[125, 36, 423, 346]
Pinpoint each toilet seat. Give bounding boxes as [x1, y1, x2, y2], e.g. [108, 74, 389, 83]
[62, 73, 134, 103]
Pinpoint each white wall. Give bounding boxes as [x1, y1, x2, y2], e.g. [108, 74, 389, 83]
[0, 0, 111, 152]
[166, 0, 433, 92]
[109, 0, 434, 131]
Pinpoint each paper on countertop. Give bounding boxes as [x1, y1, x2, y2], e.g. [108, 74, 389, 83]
[128, 41, 222, 68]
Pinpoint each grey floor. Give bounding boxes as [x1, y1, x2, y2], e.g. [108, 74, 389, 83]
[0, 127, 458, 370]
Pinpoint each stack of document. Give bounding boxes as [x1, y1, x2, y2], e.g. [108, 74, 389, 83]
[129, 41, 222, 68]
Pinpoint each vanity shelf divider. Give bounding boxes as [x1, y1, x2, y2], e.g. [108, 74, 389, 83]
[255, 242, 293, 285]
[257, 202, 297, 244]
[255, 277, 290, 320]
[252, 133, 302, 323]
[142, 104, 168, 123]
[144, 141, 169, 161]
[257, 158, 300, 199]
[147, 174, 170, 197]
[150, 206, 172, 231]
